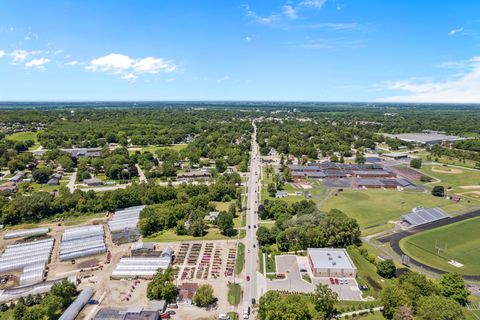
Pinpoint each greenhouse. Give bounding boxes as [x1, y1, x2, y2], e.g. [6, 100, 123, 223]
[60, 225, 106, 261]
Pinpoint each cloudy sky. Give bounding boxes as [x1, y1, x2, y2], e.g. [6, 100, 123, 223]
[1, 0, 479, 102]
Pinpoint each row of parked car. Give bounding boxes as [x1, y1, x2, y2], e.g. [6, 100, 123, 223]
[329, 277, 348, 285]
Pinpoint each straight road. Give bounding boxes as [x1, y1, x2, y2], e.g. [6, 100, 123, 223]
[241, 120, 261, 319]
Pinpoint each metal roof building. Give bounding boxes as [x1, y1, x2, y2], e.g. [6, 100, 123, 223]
[4, 227, 50, 240]
[0, 238, 53, 286]
[60, 225, 106, 261]
[111, 248, 172, 279]
[58, 287, 94, 320]
[401, 207, 450, 227]
[307, 248, 357, 277]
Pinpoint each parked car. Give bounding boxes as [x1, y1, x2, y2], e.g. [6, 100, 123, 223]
[167, 310, 176, 315]
[329, 277, 335, 284]
[246, 275, 250, 281]
[160, 313, 171, 319]
[334, 278, 340, 285]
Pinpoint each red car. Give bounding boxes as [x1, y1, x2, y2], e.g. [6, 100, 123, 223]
[329, 277, 335, 285]
[160, 313, 171, 319]
[334, 278, 340, 285]
[246, 275, 250, 281]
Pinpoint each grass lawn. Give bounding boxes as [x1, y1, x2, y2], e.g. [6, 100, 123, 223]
[227, 312, 239, 320]
[128, 144, 188, 154]
[400, 216, 480, 275]
[236, 243, 245, 274]
[265, 253, 276, 273]
[6, 131, 41, 151]
[143, 225, 239, 242]
[419, 165, 480, 190]
[258, 250, 264, 274]
[320, 189, 462, 229]
[415, 151, 479, 169]
[227, 283, 242, 305]
[347, 246, 387, 297]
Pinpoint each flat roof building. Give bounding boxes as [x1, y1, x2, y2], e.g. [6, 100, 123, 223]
[383, 132, 466, 145]
[307, 248, 357, 277]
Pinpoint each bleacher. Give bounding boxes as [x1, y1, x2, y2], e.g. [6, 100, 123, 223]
[401, 207, 450, 227]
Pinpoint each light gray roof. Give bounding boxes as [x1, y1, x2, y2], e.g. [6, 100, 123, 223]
[308, 248, 356, 270]
[384, 133, 465, 144]
[401, 207, 450, 227]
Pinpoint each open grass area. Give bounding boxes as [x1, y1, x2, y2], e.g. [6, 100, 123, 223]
[144, 226, 239, 242]
[320, 189, 463, 229]
[236, 243, 245, 274]
[420, 164, 480, 190]
[258, 250, 264, 274]
[400, 216, 480, 275]
[415, 151, 479, 169]
[128, 144, 188, 154]
[347, 246, 386, 298]
[265, 253, 276, 273]
[5, 131, 41, 151]
[227, 283, 242, 305]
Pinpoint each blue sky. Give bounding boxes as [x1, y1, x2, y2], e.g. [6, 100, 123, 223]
[1, 0, 480, 102]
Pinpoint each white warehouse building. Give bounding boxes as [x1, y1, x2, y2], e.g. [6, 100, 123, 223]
[307, 248, 357, 277]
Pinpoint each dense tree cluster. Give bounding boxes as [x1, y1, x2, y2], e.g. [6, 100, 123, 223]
[257, 200, 360, 252]
[146, 267, 177, 301]
[139, 175, 241, 237]
[380, 271, 468, 319]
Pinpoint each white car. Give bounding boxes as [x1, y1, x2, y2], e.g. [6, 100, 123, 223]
[341, 278, 347, 285]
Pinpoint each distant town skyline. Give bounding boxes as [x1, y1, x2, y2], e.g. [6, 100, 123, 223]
[1, 1, 479, 102]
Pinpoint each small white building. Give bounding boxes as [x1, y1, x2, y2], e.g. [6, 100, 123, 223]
[275, 191, 288, 198]
[307, 248, 357, 277]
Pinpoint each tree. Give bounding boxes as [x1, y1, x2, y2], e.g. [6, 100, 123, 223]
[258, 291, 312, 320]
[416, 295, 465, 320]
[228, 202, 237, 217]
[215, 158, 227, 173]
[216, 211, 234, 236]
[147, 268, 177, 301]
[313, 283, 338, 319]
[32, 167, 53, 184]
[49, 279, 77, 309]
[394, 305, 414, 320]
[190, 218, 206, 237]
[267, 183, 277, 197]
[355, 153, 365, 164]
[194, 284, 216, 307]
[410, 158, 422, 169]
[380, 285, 411, 319]
[257, 226, 275, 245]
[431, 185, 445, 197]
[13, 302, 26, 320]
[377, 259, 396, 279]
[439, 272, 469, 306]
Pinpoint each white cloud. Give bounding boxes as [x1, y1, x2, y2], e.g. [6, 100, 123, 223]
[0, 50, 5, 58]
[299, 0, 327, 8]
[245, 36, 253, 41]
[282, 5, 298, 19]
[66, 60, 79, 66]
[449, 27, 463, 36]
[243, 4, 280, 24]
[10, 49, 41, 63]
[24, 32, 39, 41]
[25, 57, 50, 69]
[378, 56, 480, 103]
[86, 53, 177, 81]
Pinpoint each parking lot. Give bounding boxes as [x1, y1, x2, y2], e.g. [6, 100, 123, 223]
[267, 255, 363, 300]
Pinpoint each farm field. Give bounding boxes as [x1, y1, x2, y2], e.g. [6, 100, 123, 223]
[400, 216, 480, 275]
[320, 189, 465, 229]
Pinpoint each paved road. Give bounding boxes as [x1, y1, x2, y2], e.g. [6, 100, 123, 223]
[135, 164, 148, 183]
[241, 120, 261, 319]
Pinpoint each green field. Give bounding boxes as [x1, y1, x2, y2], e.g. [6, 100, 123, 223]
[420, 165, 480, 189]
[5, 131, 41, 150]
[128, 144, 188, 154]
[227, 283, 242, 305]
[400, 216, 480, 275]
[320, 189, 463, 229]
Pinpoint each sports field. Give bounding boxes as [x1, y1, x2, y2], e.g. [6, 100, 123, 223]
[5, 131, 41, 150]
[400, 216, 480, 275]
[320, 189, 465, 229]
[420, 165, 480, 190]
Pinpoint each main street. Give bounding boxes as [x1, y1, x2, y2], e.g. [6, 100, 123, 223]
[241, 120, 262, 319]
